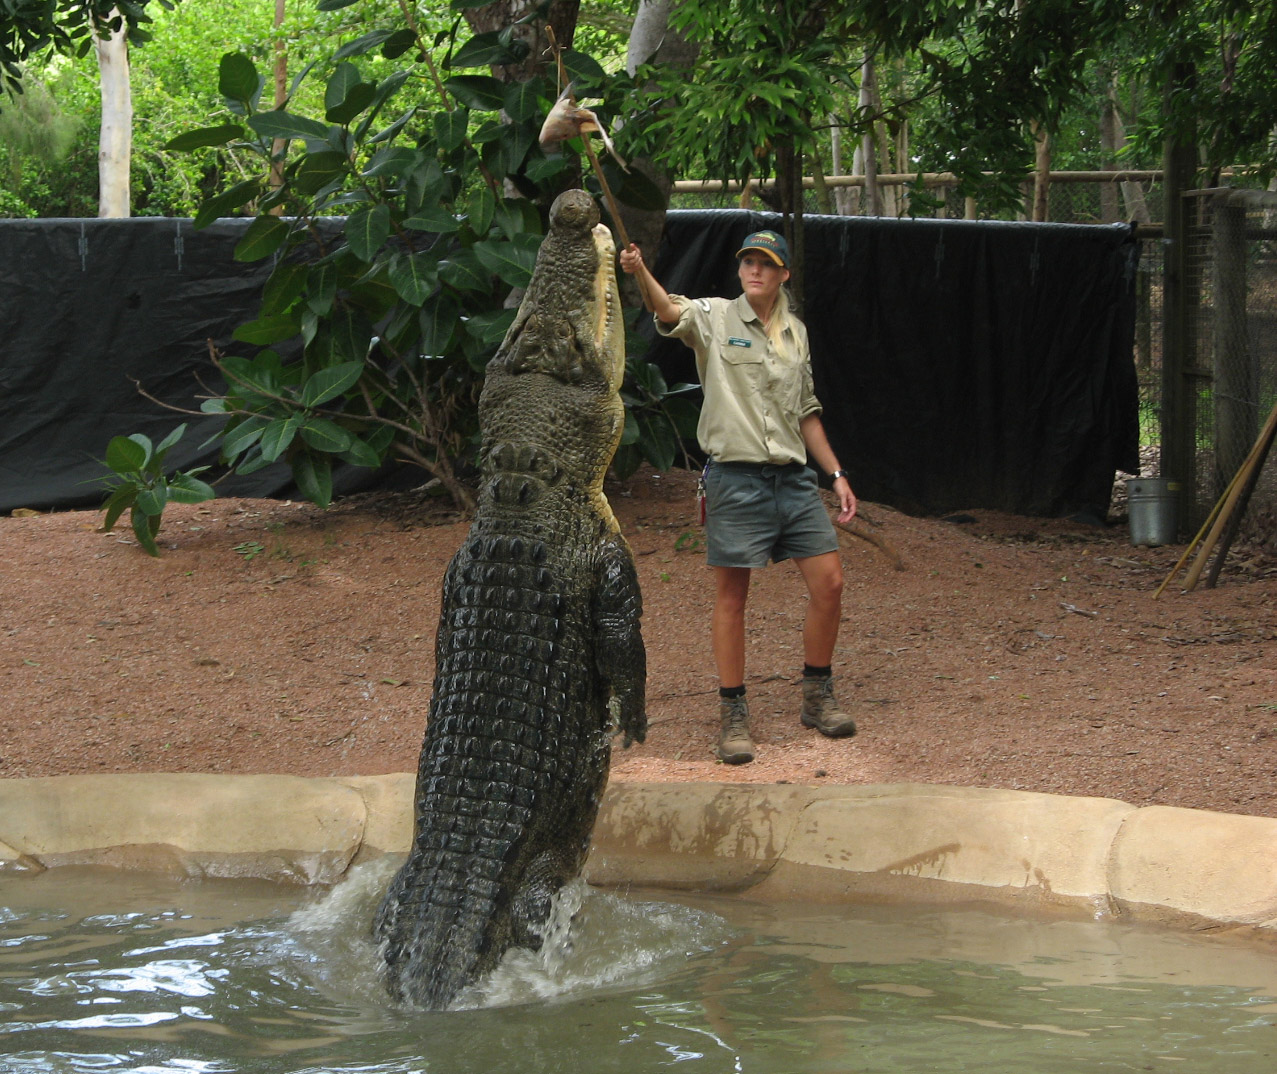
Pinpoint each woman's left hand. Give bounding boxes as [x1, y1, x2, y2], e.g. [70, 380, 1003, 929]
[833, 477, 856, 523]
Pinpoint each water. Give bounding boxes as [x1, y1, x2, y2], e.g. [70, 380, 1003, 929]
[2, 862, 1275, 1073]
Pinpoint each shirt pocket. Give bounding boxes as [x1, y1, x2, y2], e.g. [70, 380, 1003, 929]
[719, 339, 763, 367]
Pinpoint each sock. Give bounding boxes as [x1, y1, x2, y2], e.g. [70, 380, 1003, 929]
[803, 664, 831, 679]
[719, 684, 746, 699]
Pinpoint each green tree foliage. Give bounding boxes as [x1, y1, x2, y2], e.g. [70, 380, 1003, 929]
[0, 69, 80, 213]
[623, 0, 1277, 220]
[628, 1, 858, 190]
[114, 0, 682, 535]
[0, 0, 174, 96]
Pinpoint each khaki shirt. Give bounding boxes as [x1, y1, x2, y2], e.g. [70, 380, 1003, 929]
[656, 293, 822, 465]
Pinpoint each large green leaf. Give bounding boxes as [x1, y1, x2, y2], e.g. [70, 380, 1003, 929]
[105, 435, 148, 474]
[381, 29, 418, 60]
[234, 215, 290, 262]
[164, 123, 244, 151]
[502, 78, 545, 123]
[232, 312, 301, 345]
[333, 29, 397, 61]
[448, 30, 521, 70]
[220, 354, 281, 396]
[368, 107, 416, 145]
[637, 412, 679, 471]
[300, 418, 353, 453]
[307, 261, 339, 316]
[153, 424, 188, 460]
[131, 506, 162, 557]
[472, 236, 537, 288]
[324, 63, 361, 114]
[218, 52, 259, 104]
[482, 121, 535, 179]
[345, 203, 391, 261]
[327, 80, 377, 125]
[248, 110, 331, 143]
[292, 451, 334, 508]
[402, 206, 460, 234]
[463, 307, 517, 345]
[362, 146, 419, 179]
[261, 262, 309, 317]
[313, 306, 376, 365]
[494, 196, 542, 241]
[101, 483, 139, 535]
[301, 361, 364, 407]
[389, 251, 439, 305]
[354, 70, 412, 141]
[134, 484, 167, 517]
[561, 49, 607, 87]
[167, 472, 217, 504]
[438, 248, 491, 292]
[258, 416, 300, 463]
[434, 107, 469, 152]
[294, 150, 348, 195]
[405, 158, 447, 215]
[444, 75, 505, 111]
[339, 436, 383, 468]
[221, 417, 270, 460]
[419, 292, 460, 355]
[468, 185, 496, 236]
[192, 178, 262, 230]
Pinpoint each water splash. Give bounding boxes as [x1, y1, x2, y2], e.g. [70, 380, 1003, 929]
[281, 861, 733, 1011]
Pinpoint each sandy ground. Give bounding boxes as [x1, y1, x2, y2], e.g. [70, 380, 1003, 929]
[2, 465, 1275, 818]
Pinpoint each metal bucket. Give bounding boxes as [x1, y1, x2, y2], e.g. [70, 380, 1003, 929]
[1128, 477, 1179, 546]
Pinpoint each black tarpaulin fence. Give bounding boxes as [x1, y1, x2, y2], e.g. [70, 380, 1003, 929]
[643, 210, 1139, 520]
[0, 211, 1138, 519]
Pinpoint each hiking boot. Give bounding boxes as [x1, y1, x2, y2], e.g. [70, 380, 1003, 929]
[717, 695, 755, 764]
[801, 675, 857, 737]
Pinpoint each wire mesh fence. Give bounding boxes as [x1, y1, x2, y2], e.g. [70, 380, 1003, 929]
[668, 172, 1169, 224]
[1179, 188, 1277, 551]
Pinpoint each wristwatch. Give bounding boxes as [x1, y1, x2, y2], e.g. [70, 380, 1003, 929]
[830, 469, 850, 482]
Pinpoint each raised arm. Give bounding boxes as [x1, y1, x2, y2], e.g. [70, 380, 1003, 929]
[617, 243, 682, 326]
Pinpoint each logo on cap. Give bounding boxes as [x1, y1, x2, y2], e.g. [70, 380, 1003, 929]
[735, 230, 789, 268]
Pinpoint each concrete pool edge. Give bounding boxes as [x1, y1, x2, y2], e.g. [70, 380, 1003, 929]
[1, 774, 1275, 934]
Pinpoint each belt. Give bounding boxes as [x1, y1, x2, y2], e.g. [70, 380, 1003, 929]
[712, 460, 806, 475]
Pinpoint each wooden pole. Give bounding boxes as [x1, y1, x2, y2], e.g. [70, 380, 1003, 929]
[1182, 398, 1277, 590]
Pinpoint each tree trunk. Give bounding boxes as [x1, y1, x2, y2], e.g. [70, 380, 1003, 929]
[1098, 68, 1121, 223]
[615, 0, 699, 309]
[858, 56, 881, 217]
[464, 0, 580, 82]
[1031, 120, 1050, 222]
[775, 140, 804, 315]
[269, 0, 287, 205]
[829, 116, 855, 215]
[95, 11, 131, 219]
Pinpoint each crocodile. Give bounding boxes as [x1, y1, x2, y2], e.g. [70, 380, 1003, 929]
[373, 188, 647, 1010]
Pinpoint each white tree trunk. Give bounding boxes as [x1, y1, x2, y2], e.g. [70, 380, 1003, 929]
[627, 0, 668, 74]
[96, 13, 132, 218]
[858, 57, 882, 217]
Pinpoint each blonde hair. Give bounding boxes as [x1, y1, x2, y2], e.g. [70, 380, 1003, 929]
[764, 286, 796, 361]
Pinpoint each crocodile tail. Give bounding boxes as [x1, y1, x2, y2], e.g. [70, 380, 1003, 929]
[374, 852, 505, 1009]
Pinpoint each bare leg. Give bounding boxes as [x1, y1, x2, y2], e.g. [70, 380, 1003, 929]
[711, 566, 752, 688]
[793, 551, 855, 737]
[793, 551, 844, 667]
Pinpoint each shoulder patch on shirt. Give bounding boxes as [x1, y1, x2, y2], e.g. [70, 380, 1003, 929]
[694, 298, 713, 312]
[726, 337, 751, 348]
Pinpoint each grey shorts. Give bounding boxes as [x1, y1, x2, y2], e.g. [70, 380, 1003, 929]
[704, 462, 839, 568]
